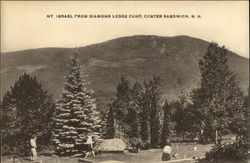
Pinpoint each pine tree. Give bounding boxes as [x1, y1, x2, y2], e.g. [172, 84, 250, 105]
[115, 76, 130, 121]
[53, 50, 101, 155]
[1, 73, 55, 155]
[145, 75, 162, 148]
[111, 77, 141, 142]
[105, 105, 115, 139]
[161, 99, 172, 147]
[109, 75, 163, 149]
[140, 98, 151, 149]
[126, 105, 140, 139]
[113, 76, 131, 138]
[172, 76, 194, 139]
[172, 100, 191, 140]
[191, 43, 244, 143]
[131, 82, 144, 140]
[132, 81, 151, 149]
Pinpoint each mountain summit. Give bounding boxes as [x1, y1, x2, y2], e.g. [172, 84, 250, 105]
[1, 35, 248, 106]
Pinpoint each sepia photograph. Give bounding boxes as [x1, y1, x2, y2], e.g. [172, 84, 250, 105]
[1, 1, 249, 163]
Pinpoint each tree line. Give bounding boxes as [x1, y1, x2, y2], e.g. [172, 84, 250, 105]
[1, 50, 102, 156]
[105, 42, 248, 149]
[1, 43, 248, 157]
[105, 75, 163, 149]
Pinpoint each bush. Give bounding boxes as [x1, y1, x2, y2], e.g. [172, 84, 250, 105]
[38, 145, 56, 156]
[204, 141, 247, 162]
[126, 138, 141, 153]
[140, 141, 151, 150]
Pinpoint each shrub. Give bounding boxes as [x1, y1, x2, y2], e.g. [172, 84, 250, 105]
[140, 141, 151, 150]
[204, 141, 247, 162]
[126, 138, 141, 153]
[38, 145, 56, 156]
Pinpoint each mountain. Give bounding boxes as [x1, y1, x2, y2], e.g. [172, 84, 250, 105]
[1, 35, 249, 108]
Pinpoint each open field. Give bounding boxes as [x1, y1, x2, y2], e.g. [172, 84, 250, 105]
[1, 143, 212, 163]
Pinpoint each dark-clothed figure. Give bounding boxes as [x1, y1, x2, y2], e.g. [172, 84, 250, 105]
[162, 141, 171, 161]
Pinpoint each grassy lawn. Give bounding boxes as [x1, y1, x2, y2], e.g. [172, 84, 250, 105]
[1, 143, 213, 163]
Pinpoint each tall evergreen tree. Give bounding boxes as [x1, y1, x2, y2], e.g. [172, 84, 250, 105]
[113, 76, 131, 138]
[126, 105, 140, 139]
[1, 73, 55, 155]
[145, 75, 162, 147]
[140, 98, 151, 149]
[105, 105, 115, 139]
[191, 43, 244, 143]
[113, 76, 141, 139]
[131, 82, 144, 140]
[172, 100, 185, 137]
[109, 75, 163, 148]
[161, 99, 172, 147]
[136, 82, 151, 149]
[52, 51, 101, 155]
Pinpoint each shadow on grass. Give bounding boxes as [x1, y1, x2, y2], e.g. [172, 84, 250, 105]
[197, 159, 247, 163]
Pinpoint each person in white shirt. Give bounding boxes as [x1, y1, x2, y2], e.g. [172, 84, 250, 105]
[30, 135, 37, 161]
[162, 140, 171, 161]
[84, 135, 95, 159]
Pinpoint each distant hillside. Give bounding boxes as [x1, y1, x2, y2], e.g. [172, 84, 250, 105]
[1, 35, 249, 108]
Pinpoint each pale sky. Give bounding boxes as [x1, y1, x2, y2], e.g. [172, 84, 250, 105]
[1, 1, 249, 58]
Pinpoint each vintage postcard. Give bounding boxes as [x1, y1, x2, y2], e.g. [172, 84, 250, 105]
[1, 1, 249, 163]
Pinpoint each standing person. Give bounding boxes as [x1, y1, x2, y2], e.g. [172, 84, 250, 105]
[162, 140, 172, 161]
[84, 135, 95, 159]
[30, 135, 37, 161]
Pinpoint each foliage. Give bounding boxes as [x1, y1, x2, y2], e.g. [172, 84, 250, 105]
[190, 42, 245, 143]
[172, 100, 186, 136]
[113, 76, 140, 139]
[161, 99, 173, 146]
[127, 137, 142, 153]
[52, 50, 101, 156]
[105, 105, 115, 139]
[144, 75, 162, 147]
[171, 76, 197, 141]
[243, 90, 249, 142]
[113, 76, 129, 138]
[107, 75, 162, 149]
[204, 141, 248, 162]
[137, 82, 151, 149]
[170, 100, 197, 142]
[1, 73, 55, 156]
[126, 106, 141, 138]
[230, 89, 249, 142]
[131, 81, 145, 141]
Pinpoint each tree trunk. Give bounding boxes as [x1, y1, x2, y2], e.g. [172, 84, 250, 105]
[215, 130, 218, 144]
